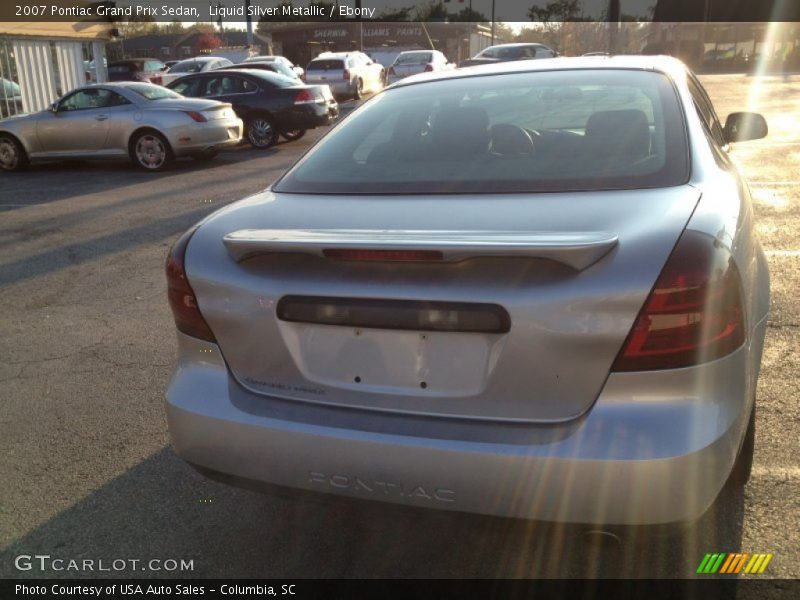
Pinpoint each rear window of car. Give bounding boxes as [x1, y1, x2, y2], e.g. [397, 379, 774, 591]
[109, 64, 135, 74]
[395, 52, 432, 65]
[479, 46, 526, 59]
[275, 69, 689, 195]
[241, 70, 298, 88]
[308, 59, 344, 71]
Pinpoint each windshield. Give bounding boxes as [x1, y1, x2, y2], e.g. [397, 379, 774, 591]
[169, 60, 206, 73]
[395, 52, 432, 65]
[478, 46, 523, 59]
[275, 69, 688, 194]
[127, 84, 182, 101]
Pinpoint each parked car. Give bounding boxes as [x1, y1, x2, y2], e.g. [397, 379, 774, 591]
[166, 69, 337, 148]
[83, 58, 108, 83]
[0, 82, 242, 172]
[459, 43, 556, 68]
[387, 50, 454, 84]
[165, 57, 770, 531]
[227, 61, 301, 81]
[245, 55, 304, 79]
[108, 59, 167, 84]
[161, 57, 233, 86]
[0, 78, 23, 119]
[305, 51, 385, 100]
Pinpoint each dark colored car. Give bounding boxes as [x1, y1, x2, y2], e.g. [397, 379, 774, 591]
[227, 61, 301, 81]
[108, 59, 167, 85]
[459, 43, 556, 68]
[166, 69, 338, 147]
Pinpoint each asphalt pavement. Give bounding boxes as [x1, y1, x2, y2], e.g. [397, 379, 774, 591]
[0, 79, 798, 579]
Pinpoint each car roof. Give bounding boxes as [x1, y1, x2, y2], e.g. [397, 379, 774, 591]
[174, 56, 219, 64]
[316, 52, 361, 58]
[394, 55, 687, 88]
[483, 43, 549, 49]
[181, 68, 298, 83]
[109, 59, 159, 67]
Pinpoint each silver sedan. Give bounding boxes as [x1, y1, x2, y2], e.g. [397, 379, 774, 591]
[165, 57, 770, 530]
[0, 82, 243, 172]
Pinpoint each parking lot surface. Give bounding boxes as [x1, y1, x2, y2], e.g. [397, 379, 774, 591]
[1, 77, 798, 578]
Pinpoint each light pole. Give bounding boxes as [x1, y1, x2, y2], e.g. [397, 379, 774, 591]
[607, 0, 620, 54]
[491, 0, 495, 45]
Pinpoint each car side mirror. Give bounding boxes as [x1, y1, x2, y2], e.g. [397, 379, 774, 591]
[724, 112, 768, 143]
[50, 102, 58, 112]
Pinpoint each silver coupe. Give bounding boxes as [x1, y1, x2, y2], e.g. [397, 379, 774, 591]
[165, 57, 770, 529]
[0, 82, 243, 172]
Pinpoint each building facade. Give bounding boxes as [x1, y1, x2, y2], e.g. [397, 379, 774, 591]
[0, 22, 116, 117]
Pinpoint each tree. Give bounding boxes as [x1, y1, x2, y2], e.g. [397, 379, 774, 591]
[379, 6, 414, 21]
[450, 7, 488, 22]
[527, 0, 583, 23]
[118, 15, 158, 38]
[195, 32, 222, 53]
[414, 1, 449, 21]
[161, 20, 185, 35]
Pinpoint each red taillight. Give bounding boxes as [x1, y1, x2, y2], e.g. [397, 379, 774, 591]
[294, 89, 313, 104]
[343, 68, 350, 81]
[323, 249, 444, 262]
[183, 110, 207, 123]
[611, 230, 745, 371]
[424, 64, 434, 72]
[166, 227, 216, 342]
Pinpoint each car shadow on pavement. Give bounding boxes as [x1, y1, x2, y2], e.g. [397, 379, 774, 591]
[0, 144, 286, 211]
[0, 446, 745, 579]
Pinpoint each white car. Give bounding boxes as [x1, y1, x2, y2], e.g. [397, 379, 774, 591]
[387, 50, 454, 84]
[161, 57, 233, 86]
[245, 55, 304, 79]
[305, 52, 385, 100]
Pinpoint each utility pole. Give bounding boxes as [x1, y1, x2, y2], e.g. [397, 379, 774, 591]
[245, 0, 253, 47]
[491, 0, 495, 45]
[607, 0, 620, 54]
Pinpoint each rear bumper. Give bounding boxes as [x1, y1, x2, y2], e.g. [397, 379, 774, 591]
[166, 325, 762, 525]
[167, 118, 243, 155]
[307, 80, 354, 97]
[282, 104, 338, 130]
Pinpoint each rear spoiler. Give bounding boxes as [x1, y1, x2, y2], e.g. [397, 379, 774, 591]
[223, 229, 617, 271]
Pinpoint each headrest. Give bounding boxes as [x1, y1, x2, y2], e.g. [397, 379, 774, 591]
[430, 106, 491, 158]
[585, 109, 651, 159]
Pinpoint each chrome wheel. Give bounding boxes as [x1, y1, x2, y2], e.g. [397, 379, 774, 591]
[354, 78, 363, 100]
[247, 117, 276, 148]
[135, 133, 168, 170]
[0, 137, 20, 171]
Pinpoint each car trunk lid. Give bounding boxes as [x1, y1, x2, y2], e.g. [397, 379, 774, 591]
[186, 186, 701, 422]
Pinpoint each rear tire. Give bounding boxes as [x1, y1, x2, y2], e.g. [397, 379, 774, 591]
[281, 129, 306, 142]
[246, 116, 277, 149]
[728, 402, 755, 487]
[0, 134, 29, 172]
[130, 130, 173, 171]
[353, 78, 363, 100]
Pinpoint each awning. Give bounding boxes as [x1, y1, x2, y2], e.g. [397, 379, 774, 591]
[0, 21, 116, 41]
